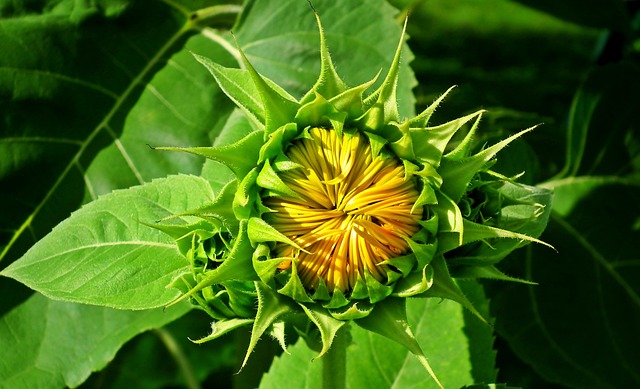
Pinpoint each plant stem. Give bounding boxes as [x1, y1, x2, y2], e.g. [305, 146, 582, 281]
[322, 324, 349, 389]
[153, 328, 201, 389]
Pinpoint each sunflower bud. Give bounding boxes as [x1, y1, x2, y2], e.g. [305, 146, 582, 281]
[152, 9, 551, 386]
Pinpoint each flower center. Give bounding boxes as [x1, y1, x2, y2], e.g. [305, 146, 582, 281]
[264, 127, 423, 294]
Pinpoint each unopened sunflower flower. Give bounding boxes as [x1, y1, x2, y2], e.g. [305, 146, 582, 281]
[152, 10, 551, 387]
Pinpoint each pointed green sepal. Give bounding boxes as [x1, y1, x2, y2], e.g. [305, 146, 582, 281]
[258, 122, 298, 163]
[362, 17, 408, 123]
[409, 85, 457, 127]
[355, 296, 444, 389]
[323, 287, 350, 309]
[233, 34, 300, 135]
[389, 120, 415, 160]
[147, 219, 217, 260]
[349, 273, 369, 300]
[277, 260, 314, 303]
[410, 110, 484, 168]
[356, 101, 385, 132]
[247, 217, 307, 251]
[450, 264, 537, 285]
[444, 109, 482, 161]
[406, 237, 438, 269]
[364, 131, 388, 158]
[431, 189, 464, 245]
[420, 213, 440, 236]
[439, 126, 537, 202]
[191, 318, 254, 344]
[299, 304, 346, 360]
[252, 244, 292, 285]
[383, 253, 416, 277]
[193, 53, 265, 130]
[364, 270, 394, 303]
[158, 180, 240, 233]
[272, 152, 303, 172]
[328, 301, 375, 320]
[150, 130, 264, 180]
[299, 11, 348, 104]
[329, 73, 380, 120]
[414, 181, 438, 210]
[225, 280, 259, 318]
[257, 159, 301, 199]
[392, 263, 435, 297]
[165, 220, 257, 308]
[296, 91, 347, 131]
[418, 256, 487, 324]
[310, 277, 331, 301]
[233, 167, 259, 220]
[437, 218, 554, 255]
[241, 281, 298, 368]
[269, 321, 289, 354]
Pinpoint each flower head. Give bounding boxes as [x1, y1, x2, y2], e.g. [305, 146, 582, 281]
[152, 8, 551, 386]
[265, 127, 423, 294]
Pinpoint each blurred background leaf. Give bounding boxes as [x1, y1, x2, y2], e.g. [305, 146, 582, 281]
[488, 178, 640, 388]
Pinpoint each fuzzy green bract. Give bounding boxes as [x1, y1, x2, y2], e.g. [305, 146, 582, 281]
[153, 12, 552, 386]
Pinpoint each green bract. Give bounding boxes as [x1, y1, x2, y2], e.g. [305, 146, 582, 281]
[153, 11, 551, 386]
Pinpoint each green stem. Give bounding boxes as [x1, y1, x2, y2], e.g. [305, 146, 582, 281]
[153, 328, 201, 389]
[322, 324, 349, 389]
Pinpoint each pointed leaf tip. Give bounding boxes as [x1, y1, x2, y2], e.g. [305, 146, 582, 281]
[439, 125, 538, 202]
[300, 7, 348, 104]
[362, 15, 407, 124]
[230, 33, 299, 134]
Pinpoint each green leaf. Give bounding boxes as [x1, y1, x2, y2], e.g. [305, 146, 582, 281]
[1, 175, 215, 309]
[0, 285, 190, 389]
[260, 280, 497, 389]
[488, 177, 640, 388]
[0, 1, 237, 267]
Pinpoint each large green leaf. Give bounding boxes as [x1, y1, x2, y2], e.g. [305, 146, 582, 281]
[488, 177, 640, 388]
[0, 282, 190, 389]
[1, 174, 215, 309]
[259, 281, 496, 389]
[0, 0, 237, 267]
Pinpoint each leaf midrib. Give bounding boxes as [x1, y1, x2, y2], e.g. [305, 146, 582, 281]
[3, 240, 177, 274]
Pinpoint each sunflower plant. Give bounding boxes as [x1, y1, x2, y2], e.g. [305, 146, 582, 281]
[0, 1, 554, 388]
